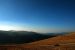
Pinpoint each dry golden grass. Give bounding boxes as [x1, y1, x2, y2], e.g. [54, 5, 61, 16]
[21, 32, 75, 50]
[22, 32, 75, 47]
[0, 32, 75, 50]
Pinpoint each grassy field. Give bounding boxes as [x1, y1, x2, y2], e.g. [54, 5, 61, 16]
[0, 44, 75, 50]
[0, 32, 75, 50]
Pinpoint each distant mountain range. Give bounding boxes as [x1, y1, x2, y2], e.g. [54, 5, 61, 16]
[0, 30, 68, 44]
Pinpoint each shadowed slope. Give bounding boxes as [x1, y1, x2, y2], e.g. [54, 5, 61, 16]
[0, 30, 56, 44]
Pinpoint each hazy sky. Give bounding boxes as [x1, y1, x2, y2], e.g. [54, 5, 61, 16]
[0, 0, 75, 33]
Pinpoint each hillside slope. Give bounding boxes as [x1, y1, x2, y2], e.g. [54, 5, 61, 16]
[23, 32, 75, 48]
[0, 31, 55, 44]
[0, 32, 75, 50]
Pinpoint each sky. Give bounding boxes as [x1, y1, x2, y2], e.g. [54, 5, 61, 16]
[0, 0, 75, 33]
